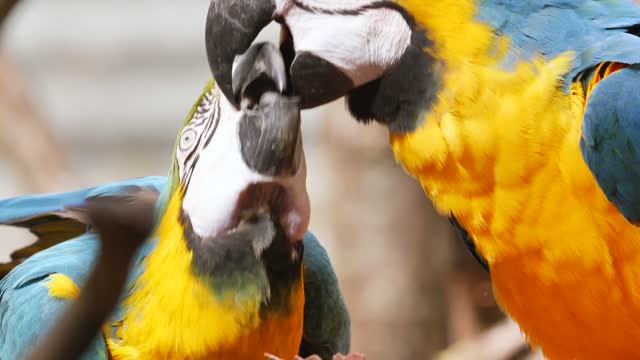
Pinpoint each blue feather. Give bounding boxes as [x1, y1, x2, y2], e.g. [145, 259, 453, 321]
[0, 176, 167, 359]
[476, 0, 640, 90]
[299, 232, 351, 358]
[0, 235, 107, 360]
[580, 65, 640, 224]
[0, 176, 166, 224]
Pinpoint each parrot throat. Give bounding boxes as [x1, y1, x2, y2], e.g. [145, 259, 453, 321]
[180, 205, 304, 316]
[389, 0, 581, 265]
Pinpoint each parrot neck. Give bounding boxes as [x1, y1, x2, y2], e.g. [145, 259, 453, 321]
[389, 0, 630, 268]
[110, 188, 305, 358]
[109, 190, 259, 355]
[391, 0, 634, 266]
[388, 0, 599, 265]
[388, 0, 591, 265]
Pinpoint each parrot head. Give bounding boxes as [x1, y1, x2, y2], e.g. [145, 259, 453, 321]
[205, 0, 441, 133]
[167, 41, 309, 306]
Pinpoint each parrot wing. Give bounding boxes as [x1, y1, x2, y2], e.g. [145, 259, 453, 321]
[0, 177, 164, 358]
[0, 234, 109, 360]
[580, 65, 640, 225]
[299, 232, 351, 359]
[0, 176, 165, 277]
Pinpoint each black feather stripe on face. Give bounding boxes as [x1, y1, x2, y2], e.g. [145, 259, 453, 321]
[177, 89, 222, 189]
[289, 0, 417, 26]
[345, 26, 442, 133]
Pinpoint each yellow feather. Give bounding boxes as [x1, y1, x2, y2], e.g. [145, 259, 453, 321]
[391, 1, 640, 358]
[46, 273, 80, 299]
[107, 188, 304, 359]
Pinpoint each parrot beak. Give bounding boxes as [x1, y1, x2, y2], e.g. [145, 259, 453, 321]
[231, 42, 288, 110]
[205, 0, 374, 109]
[180, 42, 309, 244]
[205, 0, 438, 133]
[237, 90, 302, 177]
[205, 0, 279, 109]
[232, 43, 308, 241]
[234, 42, 301, 178]
[205, 0, 420, 113]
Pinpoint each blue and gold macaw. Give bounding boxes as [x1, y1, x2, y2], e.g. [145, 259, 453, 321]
[0, 43, 350, 360]
[205, 0, 640, 359]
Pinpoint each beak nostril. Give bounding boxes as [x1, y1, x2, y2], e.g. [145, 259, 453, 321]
[205, 0, 278, 106]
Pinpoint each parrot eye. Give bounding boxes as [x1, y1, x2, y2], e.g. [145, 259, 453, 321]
[175, 87, 223, 187]
[179, 129, 198, 151]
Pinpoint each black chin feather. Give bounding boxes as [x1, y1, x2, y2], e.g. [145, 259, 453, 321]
[179, 208, 303, 314]
[346, 28, 442, 134]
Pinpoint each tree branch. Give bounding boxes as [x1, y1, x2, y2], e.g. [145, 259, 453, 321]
[0, 0, 20, 28]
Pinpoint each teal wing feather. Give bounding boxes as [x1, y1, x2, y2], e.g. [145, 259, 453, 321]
[299, 232, 351, 360]
[0, 177, 165, 357]
[0, 176, 165, 223]
[0, 235, 108, 360]
[476, 0, 640, 88]
[0, 176, 165, 277]
[580, 65, 640, 225]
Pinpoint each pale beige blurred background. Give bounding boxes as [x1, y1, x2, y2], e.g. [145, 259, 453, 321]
[0, 1, 542, 359]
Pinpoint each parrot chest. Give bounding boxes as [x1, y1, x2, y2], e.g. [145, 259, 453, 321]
[480, 164, 640, 359]
[106, 281, 305, 360]
[389, 57, 640, 358]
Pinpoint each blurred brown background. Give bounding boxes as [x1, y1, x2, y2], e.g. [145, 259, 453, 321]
[0, 1, 544, 359]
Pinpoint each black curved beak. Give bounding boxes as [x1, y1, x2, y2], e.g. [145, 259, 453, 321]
[205, 0, 278, 109]
[224, 41, 309, 243]
[238, 92, 302, 178]
[205, 0, 356, 110]
[232, 42, 287, 109]
[235, 42, 302, 178]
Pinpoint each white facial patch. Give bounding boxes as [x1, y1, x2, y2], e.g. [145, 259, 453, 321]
[178, 86, 310, 239]
[275, 0, 412, 87]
